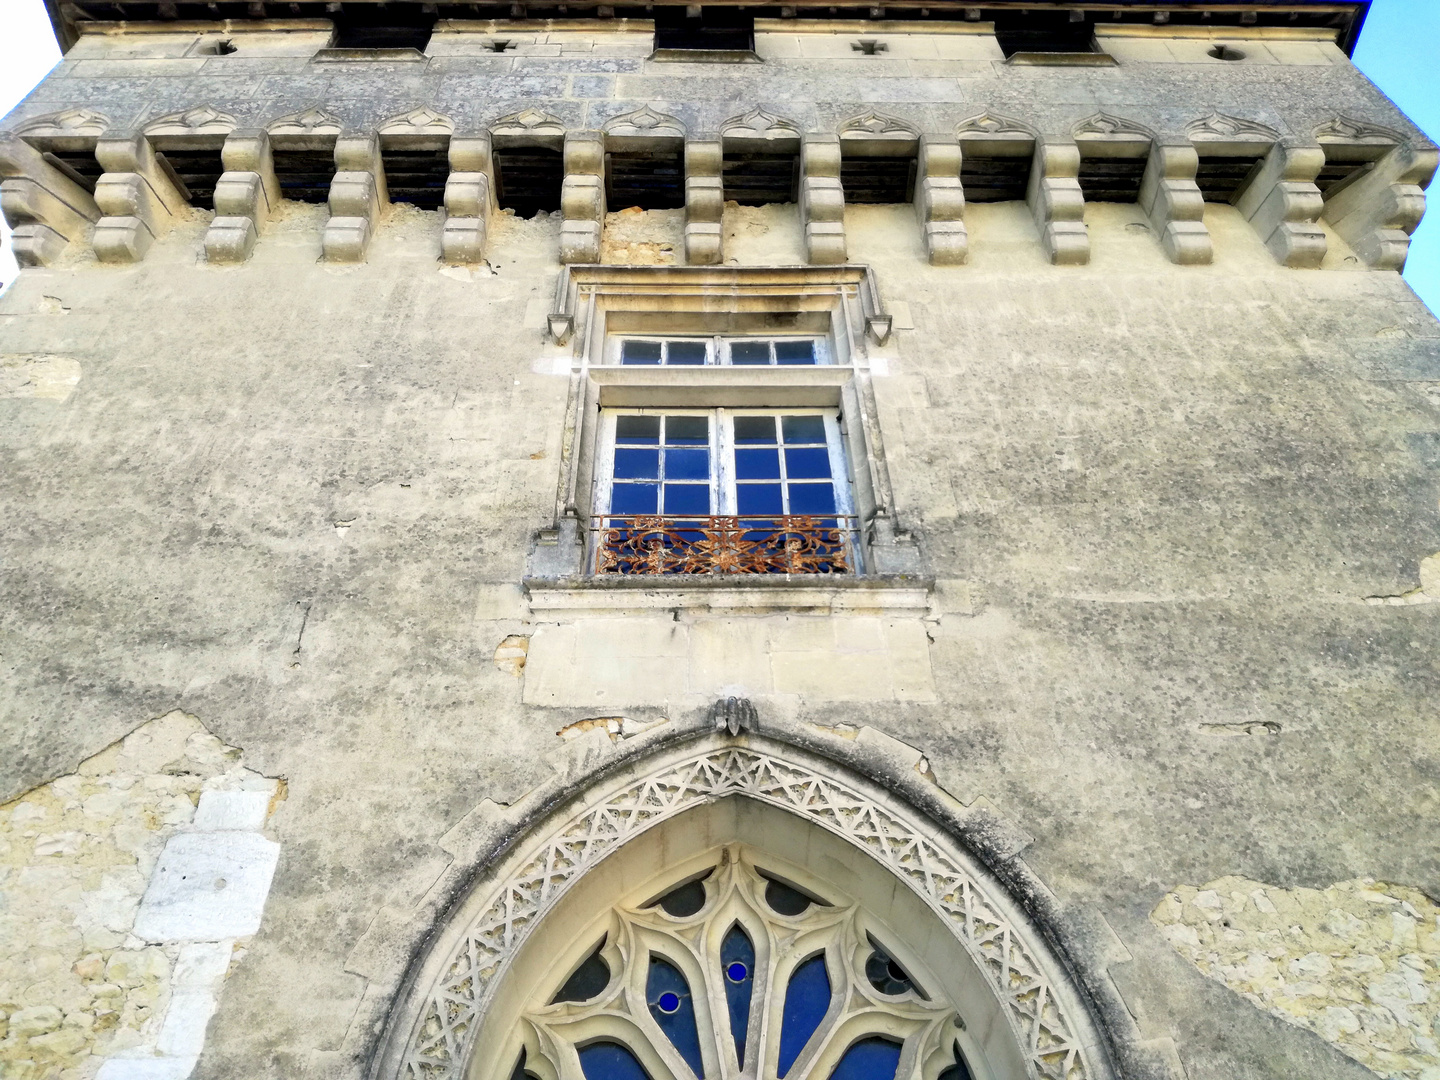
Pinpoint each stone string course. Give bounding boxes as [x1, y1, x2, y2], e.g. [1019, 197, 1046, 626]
[0, 712, 277, 1080]
[1152, 876, 1440, 1080]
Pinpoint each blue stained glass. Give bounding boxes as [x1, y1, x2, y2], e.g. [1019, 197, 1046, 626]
[720, 925, 755, 1066]
[734, 416, 777, 443]
[611, 483, 659, 514]
[665, 448, 711, 480]
[622, 341, 663, 365]
[664, 484, 710, 515]
[736, 448, 781, 480]
[778, 954, 832, 1077]
[828, 1037, 902, 1080]
[614, 448, 659, 480]
[782, 415, 827, 444]
[774, 341, 817, 365]
[784, 447, 832, 480]
[737, 484, 783, 515]
[646, 957, 705, 1077]
[579, 1041, 652, 1080]
[788, 484, 836, 515]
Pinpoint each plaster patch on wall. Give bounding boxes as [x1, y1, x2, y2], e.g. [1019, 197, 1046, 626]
[1153, 876, 1440, 1079]
[0, 711, 282, 1080]
[1, 355, 82, 402]
[600, 207, 682, 265]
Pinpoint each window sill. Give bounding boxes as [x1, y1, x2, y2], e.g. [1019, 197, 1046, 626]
[312, 48, 428, 63]
[591, 365, 852, 407]
[1004, 51, 1117, 66]
[523, 574, 933, 617]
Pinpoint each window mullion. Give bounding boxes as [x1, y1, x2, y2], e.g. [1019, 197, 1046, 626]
[716, 408, 732, 515]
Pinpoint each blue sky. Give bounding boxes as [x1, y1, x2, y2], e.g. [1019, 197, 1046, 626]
[0, 0, 1437, 310]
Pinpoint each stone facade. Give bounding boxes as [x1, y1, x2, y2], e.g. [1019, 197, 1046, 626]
[0, 3, 1438, 1080]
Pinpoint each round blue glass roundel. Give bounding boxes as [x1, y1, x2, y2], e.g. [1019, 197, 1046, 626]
[656, 991, 682, 1014]
[726, 962, 748, 983]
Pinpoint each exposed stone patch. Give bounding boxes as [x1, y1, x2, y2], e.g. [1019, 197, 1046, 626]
[0, 711, 279, 1080]
[555, 715, 668, 742]
[600, 207, 682, 265]
[0, 355, 82, 402]
[1152, 876, 1440, 1078]
[492, 635, 529, 677]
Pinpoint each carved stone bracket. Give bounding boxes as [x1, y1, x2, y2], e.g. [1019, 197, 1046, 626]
[1233, 138, 1327, 268]
[205, 128, 281, 264]
[0, 134, 101, 267]
[915, 134, 966, 266]
[684, 138, 723, 266]
[560, 132, 605, 264]
[709, 696, 756, 735]
[801, 133, 845, 265]
[91, 133, 189, 264]
[322, 133, 389, 263]
[1139, 140, 1212, 265]
[1026, 137, 1089, 266]
[1321, 138, 1437, 271]
[443, 133, 495, 266]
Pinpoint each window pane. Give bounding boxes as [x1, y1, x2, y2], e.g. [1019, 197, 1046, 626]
[578, 1042, 652, 1080]
[828, 1036, 902, 1080]
[731, 341, 771, 365]
[646, 957, 705, 1077]
[613, 448, 659, 480]
[784, 447, 832, 480]
[667, 340, 707, 365]
[721, 926, 755, 1066]
[738, 484, 783, 515]
[734, 416, 778, 444]
[773, 340, 816, 365]
[788, 483, 836, 514]
[665, 447, 710, 481]
[621, 340, 663, 365]
[665, 416, 710, 444]
[611, 483, 659, 514]
[781, 415, 827, 444]
[778, 955, 831, 1077]
[616, 416, 661, 443]
[736, 448, 781, 480]
[664, 484, 710, 515]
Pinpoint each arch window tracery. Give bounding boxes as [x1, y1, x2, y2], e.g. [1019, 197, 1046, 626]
[507, 852, 977, 1080]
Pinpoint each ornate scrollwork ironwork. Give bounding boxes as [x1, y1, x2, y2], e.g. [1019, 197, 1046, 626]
[592, 515, 857, 575]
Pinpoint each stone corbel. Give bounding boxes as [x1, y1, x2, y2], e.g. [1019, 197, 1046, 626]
[442, 133, 495, 265]
[560, 132, 605, 264]
[322, 133, 388, 263]
[1138, 140, 1211, 265]
[1320, 140, 1437, 271]
[1233, 139, 1327, 268]
[801, 133, 845, 265]
[204, 129, 281, 264]
[684, 138, 723, 266]
[1026, 137, 1088, 265]
[91, 133, 189, 264]
[914, 134, 966, 266]
[0, 134, 100, 267]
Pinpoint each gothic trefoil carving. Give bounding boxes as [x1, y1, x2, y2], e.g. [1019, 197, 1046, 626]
[143, 105, 237, 136]
[266, 107, 343, 136]
[1072, 112, 1152, 140]
[379, 106, 455, 136]
[955, 110, 1035, 138]
[395, 747, 1094, 1080]
[1314, 114, 1403, 145]
[840, 109, 920, 139]
[720, 107, 800, 140]
[1185, 111, 1280, 142]
[490, 107, 566, 137]
[602, 105, 686, 138]
[16, 109, 110, 137]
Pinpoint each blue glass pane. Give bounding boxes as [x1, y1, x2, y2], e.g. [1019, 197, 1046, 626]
[622, 341, 663, 365]
[731, 342, 770, 365]
[721, 926, 755, 1066]
[774, 341, 816, 365]
[616, 416, 661, 444]
[784, 448, 832, 479]
[734, 416, 777, 444]
[781, 416, 827, 444]
[788, 484, 836, 515]
[647, 957, 705, 1077]
[611, 483, 659, 514]
[579, 1041, 652, 1080]
[665, 448, 711, 481]
[737, 484, 783, 515]
[664, 484, 710, 515]
[614, 448, 659, 480]
[778, 955, 832, 1077]
[828, 1037, 902, 1080]
[668, 341, 707, 365]
[736, 448, 781, 480]
[665, 416, 709, 444]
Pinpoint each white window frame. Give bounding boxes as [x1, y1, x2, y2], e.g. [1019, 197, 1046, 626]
[605, 334, 832, 367]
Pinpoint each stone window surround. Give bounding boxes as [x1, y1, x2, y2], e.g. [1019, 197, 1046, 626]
[525, 264, 925, 611]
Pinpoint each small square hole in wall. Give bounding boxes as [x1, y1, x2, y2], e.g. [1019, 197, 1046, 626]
[1195, 155, 1264, 202]
[155, 147, 227, 210]
[607, 150, 686, 211]
[959, 152, 1032, 202]
[840, 155, 916, 204]
[271, 149, 337, 204]
[723, 152, 799, 205]
[381, 147, 450, 211]
[1076, 156, 1147, 203]
[494, 147, 565, 216]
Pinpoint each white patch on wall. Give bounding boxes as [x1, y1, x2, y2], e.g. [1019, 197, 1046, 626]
[1, 354, 81, 401]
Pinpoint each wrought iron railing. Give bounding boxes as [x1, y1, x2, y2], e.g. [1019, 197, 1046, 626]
[591, 515, 859, 575]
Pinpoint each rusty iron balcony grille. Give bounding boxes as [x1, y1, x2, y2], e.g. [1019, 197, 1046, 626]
[591, 515, 859, 576]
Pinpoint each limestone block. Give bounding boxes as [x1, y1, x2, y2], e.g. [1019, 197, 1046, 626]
[95, 134, 187, 217]
[685, 221, 722, 265]
[449, 133, 494, 178]
[193, 790, 271, 831]
[0, 134, 100, 221]
[219, 129, 280, 211]
[917, 176, 965, 223]
[95, 1057, 199, 1080]
[203, 215, 257, 263]
[560, 219, 602, 263]
[922, 220, 968, 265]
[561, 174, 604, 221]
[132, 831, 280, 942]
[1233, 140, 1327, 266]
[211, 171, 264, 220]
[444, 171, 491, 218]
[1352, 227, 1413, 271]
[442, 217, 488, 265]
[321, 214, 372, 263]
[8, 222, 69, 267]
[801, 133, 842, 179]
[1139, 141, 1211, 265]
[155, 988, 219, 1057]
[1160, 220, 1213, 265]
[1, 176, 96, 237]
[1322, 142, 1436, 270]
[805, 220, 846, 264]
[333, 133, 388, 205]
[92, 214, 155, 264]
[328, 170, 380, 220]
[94, 173, 171, 235]
[801, 176, 844, 223]
[1265, 220, 1328, 269]
[1042, 221, 1090, 265]
[1027, 140, 1089, 265]
[686, 174, 724, 223]
[564, 132, 606, 177]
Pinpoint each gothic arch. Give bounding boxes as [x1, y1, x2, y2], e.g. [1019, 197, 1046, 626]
[372, 735, 1117, 1080]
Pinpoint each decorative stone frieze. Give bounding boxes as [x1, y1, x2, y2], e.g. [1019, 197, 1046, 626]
[720, 107, 800, 142]
[602, 105, 685, 141]
[560, 131, 605, 263]
[490, 107, 566, 140]
[321, 133, 388, 264]
[838, 108, 920, 144]
[914, 135, 966, 265]
[204, 129, 280, 264]
[0, 135, 101, 267]
[442, 133, 495, 266]
[1186, 111, 1281, 156]
[1320, 138, 1437, 271]
[955, 109, 1037, 152]
[683, 138, 723, 265]
[378, 107, 455, 141]
[800, 133, 845, 264]
[17, 108, 110, 141]
[91, 134, 190, 264]
[266, 107, 342, 139]
[1072, 112, 1152, 143]
[1026, 137, 1089, 265]
[142, 106, 237, 141]
[1139, 140, 1212, 264]
[1233, 138, 1328, 268]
